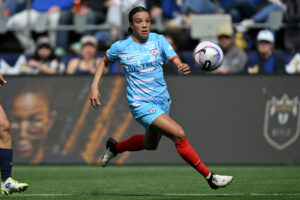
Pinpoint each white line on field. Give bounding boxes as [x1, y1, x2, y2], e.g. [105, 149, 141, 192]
[12, 193, 300, 197]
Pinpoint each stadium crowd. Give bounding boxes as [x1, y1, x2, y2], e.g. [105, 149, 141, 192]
[0, 0, 299, 74]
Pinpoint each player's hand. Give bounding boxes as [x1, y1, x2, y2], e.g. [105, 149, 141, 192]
[0, 74, 7, 87]
[178, 63, 191, 75]
[89, 86, 101, 108]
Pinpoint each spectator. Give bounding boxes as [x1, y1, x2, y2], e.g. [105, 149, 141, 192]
[220, 0, 257, 23]
[245, 29, 285, 74]
[89, 0, 146, 48]
[164, 0, 215, 28]
[56, 0, 108, 55]
[105, 0, 146, 34]
[237, 0, 286, 32]
[214, 23, 247, 74]
[66, 35, 100, 74]
[27, 36, 65, 75]
[182, 0, 215, 14]
[7, 0, 74, 54]
[4, 0, 26, 16]
[146, 0, 163, 21]
[283, 0, 300, 51]
[285, 53, 300, 74]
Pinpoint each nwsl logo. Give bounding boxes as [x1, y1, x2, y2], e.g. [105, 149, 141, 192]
[264, 94, 300, 150]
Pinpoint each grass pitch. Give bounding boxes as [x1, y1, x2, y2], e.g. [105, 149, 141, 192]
[2, 165, 300, 200]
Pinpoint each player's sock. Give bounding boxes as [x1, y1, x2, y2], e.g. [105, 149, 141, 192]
[0, 148, 13, 182]
[175, 138, 211, 178]
[116, 134, 144, 153]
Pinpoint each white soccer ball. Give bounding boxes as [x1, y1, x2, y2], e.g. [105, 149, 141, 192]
[193, 41, 224, 72]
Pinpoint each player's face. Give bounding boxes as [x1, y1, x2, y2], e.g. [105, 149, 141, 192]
[131, 11, 151, 43]
[10, 93, 52, 160]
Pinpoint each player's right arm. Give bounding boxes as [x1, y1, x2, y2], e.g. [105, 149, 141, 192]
[0, 73, 7, 87]
[90, 41, 119, 108]
[89, 56, 110, 108]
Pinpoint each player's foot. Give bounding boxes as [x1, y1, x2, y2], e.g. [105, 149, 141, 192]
[1, 177, 28, 195]
[100, 137, 117, 167]
[207, 172, 233, 189]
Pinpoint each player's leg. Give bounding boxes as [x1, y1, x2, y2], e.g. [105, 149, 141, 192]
[143, 128, 162, 150]
[100, 130, 162, 167]
[0, 105, 28, 195]
[150, 113, 211, 176]
[100, 134, 144, 167]
[100, 103, 164, 167]
[114, 128, 162, 153]
[151, 113, 233, 189]
[0, 105, 13, 185]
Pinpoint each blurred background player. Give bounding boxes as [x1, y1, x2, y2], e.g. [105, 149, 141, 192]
[0, 73, 28, 195]
[89, 6, 233, 190]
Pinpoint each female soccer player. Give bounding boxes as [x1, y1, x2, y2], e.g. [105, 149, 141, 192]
[0, 73, 28, 195]
[89, 6, 233, 189]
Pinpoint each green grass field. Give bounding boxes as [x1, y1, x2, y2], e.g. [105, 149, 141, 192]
[2, 165, 300, 200]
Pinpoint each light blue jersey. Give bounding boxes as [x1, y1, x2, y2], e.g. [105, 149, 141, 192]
[106, 33, 177, 110]
[106, 33, 178, 129]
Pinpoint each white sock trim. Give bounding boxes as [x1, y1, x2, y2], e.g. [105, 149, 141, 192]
[206, 172, 212, 179]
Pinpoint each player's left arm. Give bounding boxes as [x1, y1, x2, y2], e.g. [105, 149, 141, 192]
[160, 35, 191, 75]
[0, 73, 7, 87]
[172, 57, 191, 75]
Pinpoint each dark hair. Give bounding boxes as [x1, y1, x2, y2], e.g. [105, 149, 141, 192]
[32, 45, 58, 62]
[128, 6, 150, 33]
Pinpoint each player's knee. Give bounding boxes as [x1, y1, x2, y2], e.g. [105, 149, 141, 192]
[173, 127, 186, 142]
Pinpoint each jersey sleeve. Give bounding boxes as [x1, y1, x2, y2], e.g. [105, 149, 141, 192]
[105, 41, 120, 63]
[160, 35, 178, 62]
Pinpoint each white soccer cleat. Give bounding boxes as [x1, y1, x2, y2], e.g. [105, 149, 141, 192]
[100, 137, 117, 167]
[207, 172, 233, 189]
[1, 177, 28, 195]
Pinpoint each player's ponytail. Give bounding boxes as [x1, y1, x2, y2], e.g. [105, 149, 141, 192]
[128, 6, 149, 34]
[128, 27, 133, 34]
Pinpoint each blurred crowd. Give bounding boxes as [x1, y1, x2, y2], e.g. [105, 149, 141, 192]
[0, 0, 299, 75]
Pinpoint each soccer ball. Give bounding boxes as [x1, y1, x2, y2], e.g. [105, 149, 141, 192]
[193, 41, 223, 72]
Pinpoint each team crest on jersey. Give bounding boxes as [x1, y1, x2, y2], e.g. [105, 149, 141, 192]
[263, 94, 300, 150]
[150, 49, 158, 55]
[149, 107, 156, 113]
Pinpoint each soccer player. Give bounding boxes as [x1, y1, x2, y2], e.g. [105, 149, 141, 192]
[0, 73, 28, 195]
[89, 6, 233, 189]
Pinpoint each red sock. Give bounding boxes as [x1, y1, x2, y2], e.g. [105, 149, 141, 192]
[175, 138, 211, 178]
[116, 134, 145, 153]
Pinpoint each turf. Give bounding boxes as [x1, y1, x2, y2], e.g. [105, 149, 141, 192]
[2, 165, 300, 200]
